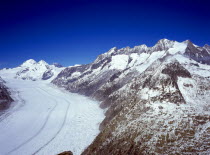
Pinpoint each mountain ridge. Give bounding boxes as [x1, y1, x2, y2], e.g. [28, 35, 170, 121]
[1, 38, 210, 154]
[52, 38, 210, 154]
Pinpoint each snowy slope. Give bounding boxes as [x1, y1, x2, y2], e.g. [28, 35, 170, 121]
[0, 69, 104, 155]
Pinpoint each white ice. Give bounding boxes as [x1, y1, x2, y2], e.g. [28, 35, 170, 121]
[0, 71, 105, 155]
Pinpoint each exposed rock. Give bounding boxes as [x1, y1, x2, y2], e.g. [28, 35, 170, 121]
[53, 63, 63, 68]
[57, 151, 73, 155]
[184, 40, 210, 65]
[42, 69, 54, 80]
[0, 77, 13, 111]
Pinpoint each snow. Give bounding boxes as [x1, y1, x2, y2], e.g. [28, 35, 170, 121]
[135, 50, 166, 73]
[133, 44, 148, 51]
[37, 60, 48, 66]
[21, 59, 37, 67]
[168, 41, 187, 55]
[177, 76, 210, 114]
[0, 70, 105, 155]
[109, 55, 129, 70]
[174, 54, 210, 77]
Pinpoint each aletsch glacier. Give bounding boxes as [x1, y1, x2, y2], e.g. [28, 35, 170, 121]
[0, 60, 104, 155]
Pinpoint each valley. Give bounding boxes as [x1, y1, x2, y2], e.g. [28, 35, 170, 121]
[0, 71, 104, 155]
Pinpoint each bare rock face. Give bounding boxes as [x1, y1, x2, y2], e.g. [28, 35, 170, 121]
[42, 69, 54, 80]
[53, 63, 63, 68]
[57, 151, 73, 155]
[52, 39, 210, 154]
[0, 77, 13, 111]
[184, 40, 210, 65]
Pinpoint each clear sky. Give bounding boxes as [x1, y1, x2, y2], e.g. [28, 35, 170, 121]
[0, 0, 210, 68]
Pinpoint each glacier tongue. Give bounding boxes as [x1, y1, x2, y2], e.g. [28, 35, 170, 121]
[0, 72, 105, 155]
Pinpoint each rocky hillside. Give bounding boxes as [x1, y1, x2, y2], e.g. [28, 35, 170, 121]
[0, 77, 13, 111]
[52, 39, 210, 154]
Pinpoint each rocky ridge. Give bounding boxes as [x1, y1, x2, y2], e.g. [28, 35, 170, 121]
[52, 39, 210, 154]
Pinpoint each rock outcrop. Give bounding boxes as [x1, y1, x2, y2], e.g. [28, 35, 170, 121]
[0, 77, 13, 111]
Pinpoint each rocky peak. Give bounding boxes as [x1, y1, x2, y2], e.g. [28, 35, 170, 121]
[53, 63, 63, 68]
[183, 39, 193, 44]
[130, 44, 148, 53]
[204, 44, 210, 53]
[204, 44, 210, 48]
[184, 39, 195, 48]
[152, 38, 175, 51]
[184, 40, 210, 64]
[107, 47, 118, 54]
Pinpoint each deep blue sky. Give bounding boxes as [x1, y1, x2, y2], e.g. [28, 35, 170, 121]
[0, 0, 210, 68]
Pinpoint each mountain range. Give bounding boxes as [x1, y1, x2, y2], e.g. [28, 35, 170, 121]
[53, 39, 210, 154]
[1, 39, 210, 154]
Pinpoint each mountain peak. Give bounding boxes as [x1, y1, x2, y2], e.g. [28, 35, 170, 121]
[183, 39, 193, 45]
[134, 44, 148, 50]
[38, 60, 48, 66]
[204, 44, 210, 53]
[21, 59, 37, 67]
[157, 38, 172, 43]
[204, 44, 210, 48]
[153, 38, 175, 51]
[156, 38, 175, 45]
[53, 63, 63, 68]
[108, 47, 117, 54]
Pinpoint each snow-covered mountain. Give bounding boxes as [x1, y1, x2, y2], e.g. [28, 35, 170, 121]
[1, 59, 65, 81]
[52, 39, 210, 154]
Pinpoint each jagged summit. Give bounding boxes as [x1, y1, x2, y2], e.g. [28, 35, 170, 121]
[104, 39, 184, 56]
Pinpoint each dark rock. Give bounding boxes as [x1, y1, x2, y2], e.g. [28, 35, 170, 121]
[53, 63, 63, 68]
[0, 77, 13, 111]
[57, 151, 73, 155]
[184, 40, 210, 65]
[42, 69, 54, 80]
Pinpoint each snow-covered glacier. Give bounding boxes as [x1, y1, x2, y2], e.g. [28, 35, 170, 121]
[0, 66, 104, 155]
